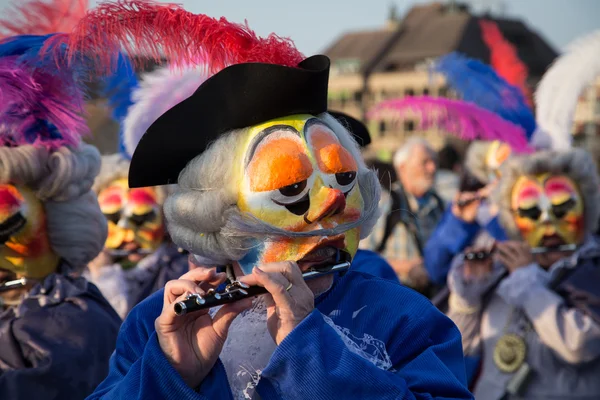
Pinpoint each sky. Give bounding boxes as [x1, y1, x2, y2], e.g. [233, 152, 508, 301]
[0, 0, 599, 55]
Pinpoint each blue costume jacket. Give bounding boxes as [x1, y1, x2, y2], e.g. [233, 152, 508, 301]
[424, 210, 507, 286]
[351, 249, 399, 283]
[0, 273, 121, 400]
[88, 268, 473, 399]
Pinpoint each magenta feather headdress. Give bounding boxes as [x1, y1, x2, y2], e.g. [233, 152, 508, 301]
[369, 96, 531, 153]
[0, 35, 89, 149]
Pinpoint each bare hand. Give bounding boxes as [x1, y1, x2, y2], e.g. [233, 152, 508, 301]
[238, 262, 314, 345]
[452, 192, 482, 223]
[407, 263, 430, 290]
[156, 268, 253, 388]
[463, 245, 493, 280]
[494, 241, 533, 273]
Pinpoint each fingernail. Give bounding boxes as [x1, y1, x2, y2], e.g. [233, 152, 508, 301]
[254, 266, 264, 274]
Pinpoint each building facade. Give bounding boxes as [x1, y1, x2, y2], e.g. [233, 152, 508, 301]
[324, 2, 557, 160]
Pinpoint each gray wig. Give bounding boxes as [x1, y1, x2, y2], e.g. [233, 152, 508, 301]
[164, 113, 382, 264]
[494, 148, 600, 239]
[0, 144, 107, 272]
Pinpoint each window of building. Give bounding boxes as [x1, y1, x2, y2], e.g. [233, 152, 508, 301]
[404, 120, 415, 132]
[404, 88, 415, 97]
[438, 86, 449, 97]
[422, 88, 430, 96]
[379, 121, 386, 137]
[353, 91, 363, 102]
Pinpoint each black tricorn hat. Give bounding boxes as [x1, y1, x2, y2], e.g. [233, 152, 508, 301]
[129, 55, 370, 188]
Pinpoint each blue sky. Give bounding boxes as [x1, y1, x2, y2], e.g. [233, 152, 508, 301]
[1, 0, 599, 54]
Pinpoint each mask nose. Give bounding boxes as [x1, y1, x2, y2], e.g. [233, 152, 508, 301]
[305, 178, 346, 224]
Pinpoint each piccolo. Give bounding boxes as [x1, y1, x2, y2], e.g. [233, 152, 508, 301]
[464, 243, 577, 261]
[174, 261, 351, 316]
[0, 277, 27, 293]
[456, 195, 488, 207]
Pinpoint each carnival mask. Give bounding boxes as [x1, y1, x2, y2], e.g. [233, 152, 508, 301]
[237, 114, 363, 275]
[98, 179, 165, 259]
[0, 184, 59, 278]
[511, 174, 584, 248]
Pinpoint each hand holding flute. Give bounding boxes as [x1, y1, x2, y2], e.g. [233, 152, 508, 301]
[464, 240, 578, 276]
[156, 261, 317, 388]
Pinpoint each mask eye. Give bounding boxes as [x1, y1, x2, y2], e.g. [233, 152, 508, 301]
[335, 171, 356, 186]
[0, 212, 26, 245]
[129, 210, 157, 227]
[278, 180, 307, 197]
[281, 194, 310, 216]
[270, 178, 311, 215]
[103, 211, 121, 224]
[552, 198, 576, 219]
[518, 206, 542, 221]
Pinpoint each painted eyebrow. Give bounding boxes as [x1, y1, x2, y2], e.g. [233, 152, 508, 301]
[245, 125, 300, 167]
[304, 117, 334, 135]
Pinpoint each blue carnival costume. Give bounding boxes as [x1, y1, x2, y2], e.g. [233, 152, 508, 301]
[89, 271, 471, 400]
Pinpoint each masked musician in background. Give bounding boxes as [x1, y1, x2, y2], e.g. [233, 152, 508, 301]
[424, 140, 511, 287]
[64, 2, 473, 399]
[0, 35, 120, 399]
[447, 149, 600, 399]
[86, 65, 190, 319]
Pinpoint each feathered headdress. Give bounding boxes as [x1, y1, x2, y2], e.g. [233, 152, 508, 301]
[0, 34, 90, 149]
[435, 52, 537, 141]
[42, 0, 336, 188]
[534, 30, 600, 150]
[0, 0, 88, 38]
[479, 19, 532, 106]
[0, 0, 139, 155]
[45, 0, 304, 75]
[368, 96, 530, 153]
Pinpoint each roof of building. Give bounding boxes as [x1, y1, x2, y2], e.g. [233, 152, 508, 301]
[323, 2, 557, 76]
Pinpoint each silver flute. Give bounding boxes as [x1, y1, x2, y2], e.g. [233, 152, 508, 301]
[174, 261, 351, 316]
[0, 277, 27, 293]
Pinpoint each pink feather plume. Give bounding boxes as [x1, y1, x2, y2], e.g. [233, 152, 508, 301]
[0, 0, 89, 38]
[369, 96, 531, 153]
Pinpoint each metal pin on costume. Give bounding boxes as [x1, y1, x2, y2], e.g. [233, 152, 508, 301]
[174, 261, 351, 316]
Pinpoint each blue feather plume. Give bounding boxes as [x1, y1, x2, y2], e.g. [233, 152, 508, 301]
[435, 52, 537, 140]
[100, 52, 138, 159]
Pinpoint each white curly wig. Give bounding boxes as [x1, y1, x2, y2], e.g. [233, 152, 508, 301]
[494, 148, 600, 239]
[0, 143, 107, 272]
[164, 113, 382, 265]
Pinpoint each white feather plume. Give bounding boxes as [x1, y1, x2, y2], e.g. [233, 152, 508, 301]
[534, 30, 600, 150]
[122, 65, 209, 158]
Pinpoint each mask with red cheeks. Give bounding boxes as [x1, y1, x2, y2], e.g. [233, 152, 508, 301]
[511, 174, 584, 249]
[98, 178, 165, 259]
[0, 184, 59, 279]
